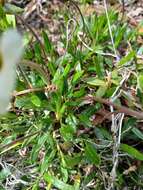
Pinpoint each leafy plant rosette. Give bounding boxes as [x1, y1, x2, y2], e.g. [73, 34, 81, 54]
[0, 2, 143, 190]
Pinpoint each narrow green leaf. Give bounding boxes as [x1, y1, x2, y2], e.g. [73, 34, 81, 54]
[94, 55, 104, 78]
[32, 184, 39, 190]
[79, 114, 92, 128]
[64, 154, 82, 168]
[48, 61, 56, 76]
[114, 25, 126, 48]
[96, 85, 108, 97]
[60, 124, 76, 141]
[34, 42, 43, 64]
[86, 78, 106, 86]
[118, 51, 135, 66]
[73, 88, 85, 98]
[41, 150, 56, 173]
[132, 128, 143, 140]
[63, 63, 71, 78]
[71, 71, 84, 85]
[44, 173, 76, 190]
[31, 95, 41, 107]
[120, 144, 143, 161]
[85, 142, 101, 166]
[138, 73, 143, 92]
[31, 133, 48, 162]
[42, 30, 52, 53]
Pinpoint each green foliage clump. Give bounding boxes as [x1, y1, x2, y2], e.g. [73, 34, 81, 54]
[0, 1, 143, 190]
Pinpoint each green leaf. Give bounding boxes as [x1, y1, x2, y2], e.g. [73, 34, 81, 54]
[31, 133, 48, 162]
[71, 71, 84, 85]
[94, 55, 104, 78]
[120, 144, 143, 161]
[78, 114, 92, 128]
[85, 142, 101, 166]
[34, 42, 43, 64]
[118, 51, 135, 66]
[96, 85, 108, 97]
[16, 96, 35, 109]
[48, 61, 56, 76]
[63, 63, 71, 78]
[114, 24, 126, 48]
[6, 14, 16, 27]
[44, 173, 79, 190]
[59, 103, 67, 117]
[86, 78, 106, 86]
[31, 95, 41, 107]
[56, 76, 68, 95]
[32, 183, 39, 190]
[42, 30, 52, 53]
[41, 150, 56, 173]
[0, 5, 10, 30]
[60, 124, 76, 141]
[64, 154, 82, 168]
[73, 87, 85, 98]
[138, 73, 143, 92]
[131, 128, 143, 140]
[94, 128, 112, 141]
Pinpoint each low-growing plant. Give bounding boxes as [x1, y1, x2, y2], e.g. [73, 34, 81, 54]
[0, 1, 143, 190]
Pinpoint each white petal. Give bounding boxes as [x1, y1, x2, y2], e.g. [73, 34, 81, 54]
[0, 29, 23, 114]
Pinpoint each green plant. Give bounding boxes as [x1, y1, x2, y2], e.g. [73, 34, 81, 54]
[0, 1, 143, 189]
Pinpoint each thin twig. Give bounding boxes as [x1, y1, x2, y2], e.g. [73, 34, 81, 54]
[12, 84, 57, 97]
[110, 113, 124, 189]
[85, 95, 143, 120]
[103, 1, 126, 188]
[12, 87, 45, 97]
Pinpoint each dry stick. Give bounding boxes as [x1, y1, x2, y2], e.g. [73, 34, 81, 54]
[0, 130, 41, 152]
[110, 113, 124, 189]
[86, 96, 143, 120]
[13, 87, 45, 97]
[103, 1, 124, 188]
[12, 84, 57, 97]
